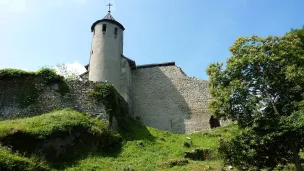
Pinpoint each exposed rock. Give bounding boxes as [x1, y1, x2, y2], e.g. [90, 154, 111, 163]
[184, 148, 213, 161]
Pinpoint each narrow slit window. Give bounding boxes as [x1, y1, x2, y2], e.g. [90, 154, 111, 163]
[102, 24, 107, 32]
[114, 27, 118, 36]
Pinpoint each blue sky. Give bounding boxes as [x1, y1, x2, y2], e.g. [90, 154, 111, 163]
[0, 0, 303, 79]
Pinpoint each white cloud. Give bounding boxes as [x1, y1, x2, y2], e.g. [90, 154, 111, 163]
[65, 61, 86, 75]
[55, 61, 86, 78]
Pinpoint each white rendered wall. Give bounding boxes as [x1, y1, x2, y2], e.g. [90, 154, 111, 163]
[89, 21, 124, 92]
[120, 58, 132, 114]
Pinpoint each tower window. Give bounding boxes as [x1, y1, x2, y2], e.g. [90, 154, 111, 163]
[114, 27, 118, 36]
[102, 24, 107, 32]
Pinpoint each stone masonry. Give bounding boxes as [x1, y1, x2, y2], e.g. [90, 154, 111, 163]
[131, 65, 217, 134]
[0, 80, 107, 121]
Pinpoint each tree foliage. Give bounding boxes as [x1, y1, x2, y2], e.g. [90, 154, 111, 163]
[207, 27, 304, 170]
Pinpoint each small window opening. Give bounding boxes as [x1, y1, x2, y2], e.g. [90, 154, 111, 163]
[102, 24, 107, 32]
[91, 50, 93, 54]
[114, 27, 118, 36]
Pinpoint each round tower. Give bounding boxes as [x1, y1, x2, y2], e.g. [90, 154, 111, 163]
[89, 9, 125, 92]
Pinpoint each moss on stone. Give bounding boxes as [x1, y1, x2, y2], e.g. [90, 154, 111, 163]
[0, 68, 70, 109]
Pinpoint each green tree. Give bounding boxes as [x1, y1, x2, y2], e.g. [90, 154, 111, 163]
[207, 28, 304, 170]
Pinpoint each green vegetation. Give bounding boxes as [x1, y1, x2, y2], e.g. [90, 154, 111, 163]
[88, 83, 129, 131]
[88, 83, 119, 117]
[0, 109, 121, 170]
[207, 27, 304, 170]
[0, 68, 69, 108]
[0, 109, 241, 170]
[0, 68, 63, 83]
[62, 120, 239, 171]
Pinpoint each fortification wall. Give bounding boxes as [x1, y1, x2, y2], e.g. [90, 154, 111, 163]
[131, 65, 216, 134]
[0, 80, 106, 120]
[0, 77, 129, 130]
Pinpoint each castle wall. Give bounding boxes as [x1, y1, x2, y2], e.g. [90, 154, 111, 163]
[131, 65, 215, 134]
[0, 80, 106, 120]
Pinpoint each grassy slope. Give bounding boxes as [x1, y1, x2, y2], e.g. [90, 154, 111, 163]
[0, 109, 239, 171]
[0, 109, 115, 171]
[0, 109, 106, 138]
[65, 121, 239, 171]
[1, 109, 301, 170]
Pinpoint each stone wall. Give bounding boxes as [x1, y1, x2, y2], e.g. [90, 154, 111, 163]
[131, 65, 222, 134]
[0, 79, 110, 121]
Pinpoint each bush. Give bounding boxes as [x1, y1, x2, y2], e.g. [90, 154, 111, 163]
[218, 129, 293, 170]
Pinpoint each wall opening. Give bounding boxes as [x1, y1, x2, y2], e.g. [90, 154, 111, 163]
[209, 115, 220, 129]
[114, 27, 118, 36]
[102, 24, 107, 32]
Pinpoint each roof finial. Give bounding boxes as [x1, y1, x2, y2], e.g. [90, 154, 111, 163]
[106, 2, 113, 13]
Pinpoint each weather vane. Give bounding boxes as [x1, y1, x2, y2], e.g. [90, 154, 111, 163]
[106, 2, 113, 13]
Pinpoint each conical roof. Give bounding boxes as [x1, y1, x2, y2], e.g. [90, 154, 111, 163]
[91, 12, 125, 32]
[103, 12, 115, 20]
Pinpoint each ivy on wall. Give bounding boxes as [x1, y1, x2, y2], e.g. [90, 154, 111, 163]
[88, 83, 119, 117]
[88, 83, 130, 131]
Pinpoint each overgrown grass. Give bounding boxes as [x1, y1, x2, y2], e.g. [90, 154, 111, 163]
[0, 109, 121, 170]
[0, 108, 239, 170]
[0, 146, 48, 171]
[0, 109, 102, 138]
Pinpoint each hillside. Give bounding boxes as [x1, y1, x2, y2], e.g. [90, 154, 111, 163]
[0, 109, 239, 170]
[0, 109, 301, 171]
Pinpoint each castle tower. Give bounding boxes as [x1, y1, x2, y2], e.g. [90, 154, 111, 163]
[89, 4, 125, 92]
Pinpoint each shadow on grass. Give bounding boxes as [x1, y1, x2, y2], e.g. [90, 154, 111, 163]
[117, 118, 156, 142]
[49, 118, 156, 169]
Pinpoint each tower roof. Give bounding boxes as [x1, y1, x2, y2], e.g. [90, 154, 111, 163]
[91, 12, 125, 32]
[103, 12, 115, 20]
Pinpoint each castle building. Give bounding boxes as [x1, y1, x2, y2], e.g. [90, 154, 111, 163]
[80, 9, 224, 134]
